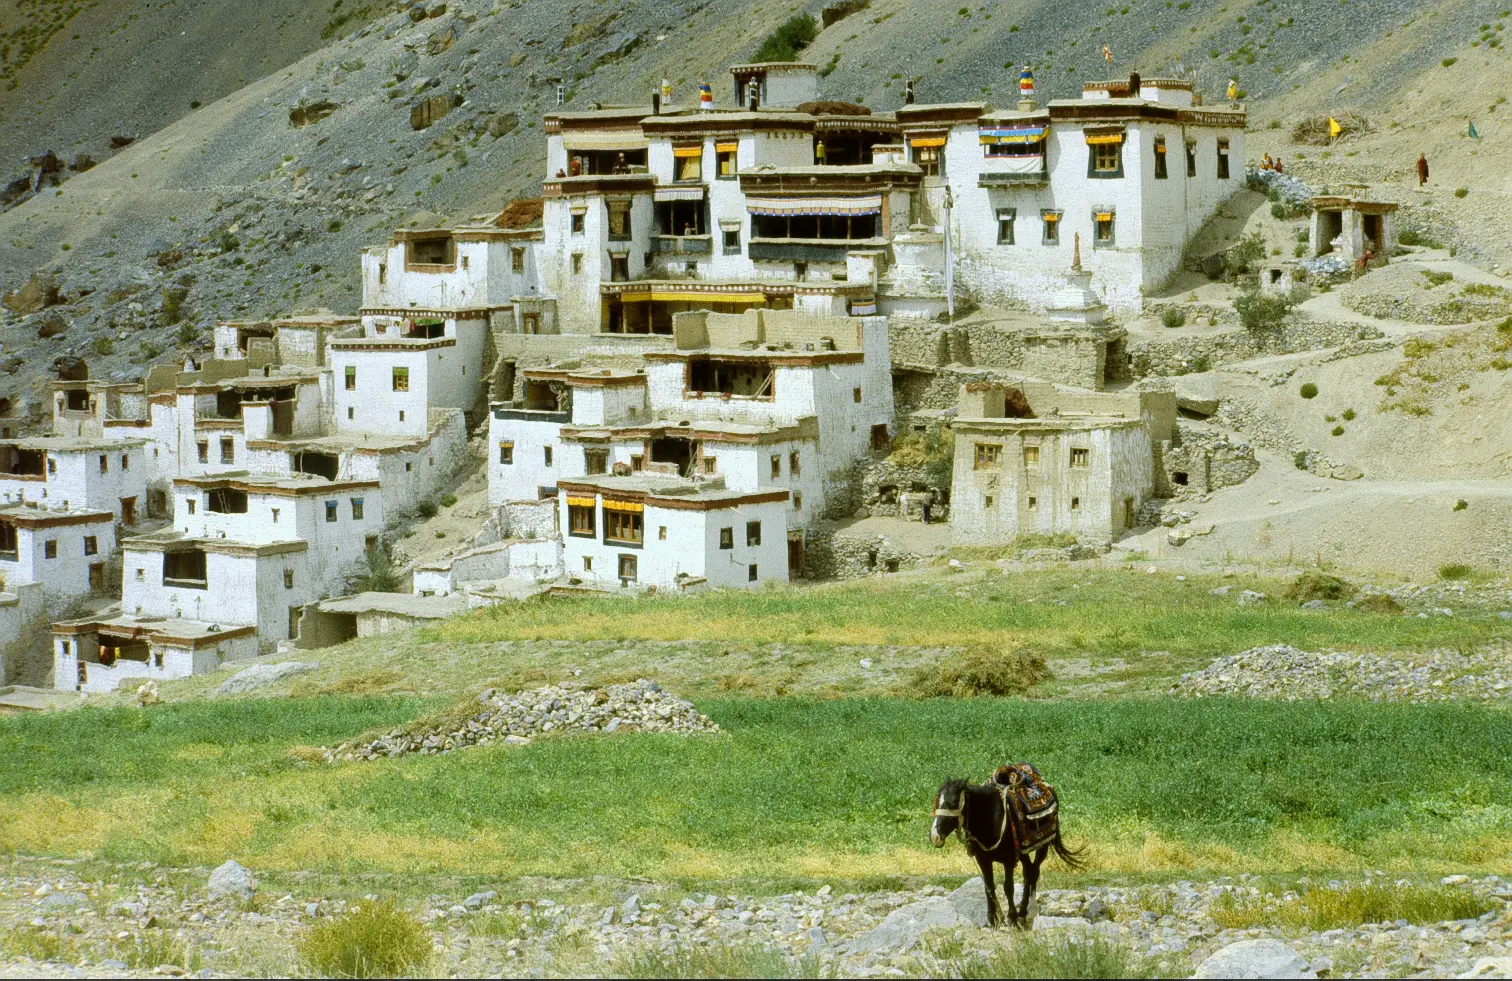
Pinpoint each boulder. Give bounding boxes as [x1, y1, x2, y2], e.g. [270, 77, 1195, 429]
[4, 271, 63, 315]
[36, 313, 68, 339]
[484, 111, 519, 139]
[1192, 939, 1315, 979]
[215, 661, 318, 696]
[40, 891, 89, 909]
[1201, 253, 1227, 280]
[947, 877, 989, 927]
[289, 100, 340, 128]
[207, 860, 256, 904]
[136, 681, 160, 707]
[1238, 590, 1268, 606]
[822, 0, 871, 27]
[425, 24, 456, 56]
[847, 897, 963, 954]
[410, 93, 459, 130]
[1458, 957, 1512, 978]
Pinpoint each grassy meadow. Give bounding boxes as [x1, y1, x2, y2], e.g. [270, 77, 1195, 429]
[2, 694, 1509, 885]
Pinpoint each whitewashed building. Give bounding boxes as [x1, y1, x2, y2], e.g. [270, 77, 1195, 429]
[0, 504, 117, 605]
[0, 436, 147, 523]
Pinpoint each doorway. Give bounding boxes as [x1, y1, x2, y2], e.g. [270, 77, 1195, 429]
[787, 532, 804, 579]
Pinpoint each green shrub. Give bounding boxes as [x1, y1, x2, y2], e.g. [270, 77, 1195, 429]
[885, 424, 955, 489]
[1270, 201, 1287, 219]
[1342, 408, 1356, 421]
[1454, 186, 1469, 198]
[1293, 450, 1310, 470]
[1331, 424, 1344, 436]
[1160, 306, 1187, 329]
[341, 541, 403, 594]
[1453, 499, 1468, 512]
[1299, 382, 1318, 398]
[439, 492, 458, 508]
[613, 942, 807, 978]
[1353, 593, 1403, 614]
[907, 646, 1049, 698]
[1284, 572, 1354, 603]
[1420, 269, 1454, 287]
[1442, 57, 1459, 67]
[1398, 229, 1443, 249]
[415, 498, 439, 519]
[297, 898, 430, 979]
[1438, 563, 1473, 580]
[92, 336, 115, 355]
[752, 13, 819, 62]
[1224, 232, 1267, 278]
[950, 933, 1163, 979]
[1235, 287, 1295, 335]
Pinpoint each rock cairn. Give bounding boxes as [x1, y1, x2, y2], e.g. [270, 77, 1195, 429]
[326, 679, 718, 761]
[1172, 645, 1512, 704]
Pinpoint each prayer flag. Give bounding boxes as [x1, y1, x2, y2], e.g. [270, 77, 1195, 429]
[1226, 78, 1238, 101]
[1102, 44, 1112, 63]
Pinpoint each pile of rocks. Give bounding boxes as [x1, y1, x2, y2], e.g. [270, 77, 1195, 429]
[1172, 645, 1512, 703]
[1247, 167, 1315, 214]
[326, 679, 718, 761]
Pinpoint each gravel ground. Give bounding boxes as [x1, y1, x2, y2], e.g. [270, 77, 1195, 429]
[1173, 644, 1512, 703]
[1, 858, 1509, 978]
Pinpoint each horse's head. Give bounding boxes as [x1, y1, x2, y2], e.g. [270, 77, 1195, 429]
[930, 778, 970, 847]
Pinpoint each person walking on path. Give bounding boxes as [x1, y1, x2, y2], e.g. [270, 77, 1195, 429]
[921, 488, 937, 525]
[1417, 153, 1429, 186]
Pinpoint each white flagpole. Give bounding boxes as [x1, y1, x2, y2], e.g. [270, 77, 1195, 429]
[943, 185, 955, 321]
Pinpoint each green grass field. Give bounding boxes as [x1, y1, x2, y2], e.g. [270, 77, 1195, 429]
[3, 695, 1508, 884]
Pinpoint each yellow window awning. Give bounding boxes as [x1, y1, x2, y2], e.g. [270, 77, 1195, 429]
[565, 496, 597, 508]
[602, 499, 644, 513]
[672, 146, 703, 158]
[1085, 133, 1125, 145]
[1095, 212, 1114, 222]
[908, 135, 947, 148]
[714, 141, 739, 153]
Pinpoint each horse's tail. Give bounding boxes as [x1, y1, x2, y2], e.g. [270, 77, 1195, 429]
[1049, 829, 1087, 871]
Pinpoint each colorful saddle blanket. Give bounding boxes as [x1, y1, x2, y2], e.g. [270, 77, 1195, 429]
[988, 762, 1059, 848]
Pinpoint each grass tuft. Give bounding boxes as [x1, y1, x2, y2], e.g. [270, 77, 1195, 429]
[1352, 593, 1403, 614]
[297, 897, 431, 978]
[908, 646, 1049, 697]
[612, 942, 813, 978]
[1210, 882, 1491, 931]
[1284, 572, 1354, 603]
[950, 932, 1163, 979]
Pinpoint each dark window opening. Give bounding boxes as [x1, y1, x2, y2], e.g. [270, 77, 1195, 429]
[719, 527, 734, 549]
[746, 520, 762, 546]
[64, 389, 90, 412]
[1154, 137, 1168, 179]
[606, 200, 633, 240]
[1217, 138, 1231, 179]
[656, 201, 707, 237]
[1173, 471, 1189, 486]
[750, 213, 878, 241]
[604, 508, 643, 545]
[650, 437, 697, 477]
[409, 237, 455, 265]
[0, 446, 45, 476]
[237, 325, 274, 353]
[584, 449, 609, 475]
[687, 358, 773, 398]
[618, 553, 638, 582]
[814, 132, 887, 165]
[568, 504, 596, 537]
[1185, 141, 1197, 177]
[404, 318, 445, 339]
[292, 451, 339, 481]
[610, 255, 629, 282]
[0, 522, 16, 560]
[523, 380, 560, 411]
[206, 488, 248, 513]
[164, 548, 208, 588]
[568, 148, 647, 176]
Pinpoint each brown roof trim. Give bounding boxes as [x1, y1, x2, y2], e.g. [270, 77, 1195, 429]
[328, 337, 457, 352]
[643, 350, 864, 366]
[0, 510, 114, 529]
[453, 227, 543, 243]
[640, 115, 815, 135]
[543, 175, 656, 198]
[53, 619, 258, 647]
[103, 420, 151, 428]
[172, 475, 381, 496]
[563, 419, 817, 444]
[556, 481, 790, 511]
[896, 103, 987, 125]
[359, 306, 495, 319]
[598, 281, 872, 298]
[124, 535, 311, 557]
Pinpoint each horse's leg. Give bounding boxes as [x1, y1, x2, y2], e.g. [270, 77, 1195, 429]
[1018, 847, 1046, 922]
[1001, 857, 1020, 929]
[976, 854, 1001, 927]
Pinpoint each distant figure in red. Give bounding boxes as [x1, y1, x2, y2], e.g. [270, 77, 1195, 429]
[1417, 153, 1429, 186]
[568, 155, 583, 177]
[1275, 156, 1284, 174]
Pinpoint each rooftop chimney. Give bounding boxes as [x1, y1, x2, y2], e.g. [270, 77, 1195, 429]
[651, 89, 661, 114]
[555, 84, 566, 106]
[1128, 71, 1141, 98]
[747, 80, 761, 111]
[904, 79, 915, 105]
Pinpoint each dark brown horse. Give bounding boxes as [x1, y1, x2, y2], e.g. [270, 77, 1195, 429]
[930, 770, 1083, 927]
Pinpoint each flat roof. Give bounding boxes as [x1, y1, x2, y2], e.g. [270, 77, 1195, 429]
[52, 612, 257, 646]
[0, 435, 147, 452]
[318, 591, 469, 618]
[0, 504, 115, 528]
[173, 472, 381, 495]
[559, 473, 790, 508]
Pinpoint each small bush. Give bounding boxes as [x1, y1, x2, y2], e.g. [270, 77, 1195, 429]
[439, 492, 458, 508]
[1292, 450, 1310, 470]
[92, 336, 115, 355]
[1354, 593, 1403, 614]
[1270, 201, 1287, 219]
[1299, 382, 1318, 398]
[1224, 232, 1267, 278]
[1454, 186, 1469, 198]
[342, 541, 403, 594]
[950, 932, 1164, 979]
[298, 898, 430, 979]
[752, 13, 819, 62]
[1442, 57, 1458, 67]
[1331, 424, 1344, 436]
[1160, 306, 1187, 329]
[415, 498, 439, 518]
[1420, 269, 1454, 287]
[1398, 229, 1444, 249]
[1438, 563, 1473, 580]
[1342, 408, 1356, 421]
[1453, 499, 1468, 512]
[1284, 572, 1354, 603]
[908, 646, 1049, 698]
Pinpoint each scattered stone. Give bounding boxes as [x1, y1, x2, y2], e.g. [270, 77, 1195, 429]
[207, 861, 256, 904]
[1193, 938, 1316, 979]
[214, 661, 318, 696]
[847, 897, 962, 954]
[1174, 644, 1512, 703]
[1238, 590, 1268, 606]
[462, 891, 495, 909]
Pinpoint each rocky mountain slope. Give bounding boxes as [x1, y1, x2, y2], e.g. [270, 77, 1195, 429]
[0, 0, 1498, 417]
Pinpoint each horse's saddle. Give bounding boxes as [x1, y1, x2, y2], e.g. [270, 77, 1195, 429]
[988, 763, 1059, 848]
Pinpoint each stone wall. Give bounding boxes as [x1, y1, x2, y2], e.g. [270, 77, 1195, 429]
[502, 499, 557, 539]
[1130, 320, 1384, 377]
[856, 460, 951, 520]
[1161, 424, 1259, 498]
[803, 526, 928, 581]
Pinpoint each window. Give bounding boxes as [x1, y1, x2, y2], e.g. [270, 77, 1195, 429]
[351, 497, 364, 520]
[790, 451, 801, 477]
[610, 254, 629, 282]
[585, 449, 608, 475]
[568, 503, 596, 537]
[512, 247, 526, 272]
[985, 495, 994, 508]
[1217, 138, 1231, 179]
[571, 253, 583, 274]
[746, 520, 762, 546]
[121, 454, 129, 471]
[46, 457, 55, 474]
[325, 500, 338, 522]
[378, 262, 387, 284]
[583, 556, 593, 571]
[544, 446, 553, 467]
[996, 208, 1016, 245]
[716, 143, 738, 177]
[702, 457, 717, 475]
[1027, 495, 1038, 510]
[658, 525, 668, 540]
[793, 491, 803, 510]
[197, 441, 208, 464]
[770, 455, 781, 479]
[44, 539, 57, 559]
[1094, 211, 1115, 247]
[499, 442, 514, 465]
[98, 454, 108, 474]
[1071, 448, 1090, 467]
[853, 387, 862, 404]
[748, 563, 758, 582]
[571, 213, 585, 235]
[794, 260, 808, 281]
[284, 569, 294, 589]
[399, 411, 406, 422]
[1186, 140, 1197, 177]
[271, 507, 279, 523]
[83, 535, 97, 556]
[1024, 445, 1040, 465]
[912, 142, 943, 176]
[135, 567, 144, 581]
[1087, 133, 1124, 178]
[974, 444, 1002, 469]
[723, 228, 740, 254]
[1153, 136, 1168, 179]
[719, 527, 733, 549]
[348, 407, 354, 420]
[187, 499, 196, 515]
[392, 367, 409, 392]
[605, 508, 643, 545]
[618, 553, 638, 582]
[220, 437, 234, 464]
[1041, 210, 1061, 245]
[345, 366, 356, 390]
[1071, 496, 1081, 510]
[606, 200, 632, 240]
[630, 454, 644, 471]
[674, 147, 702, 182]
